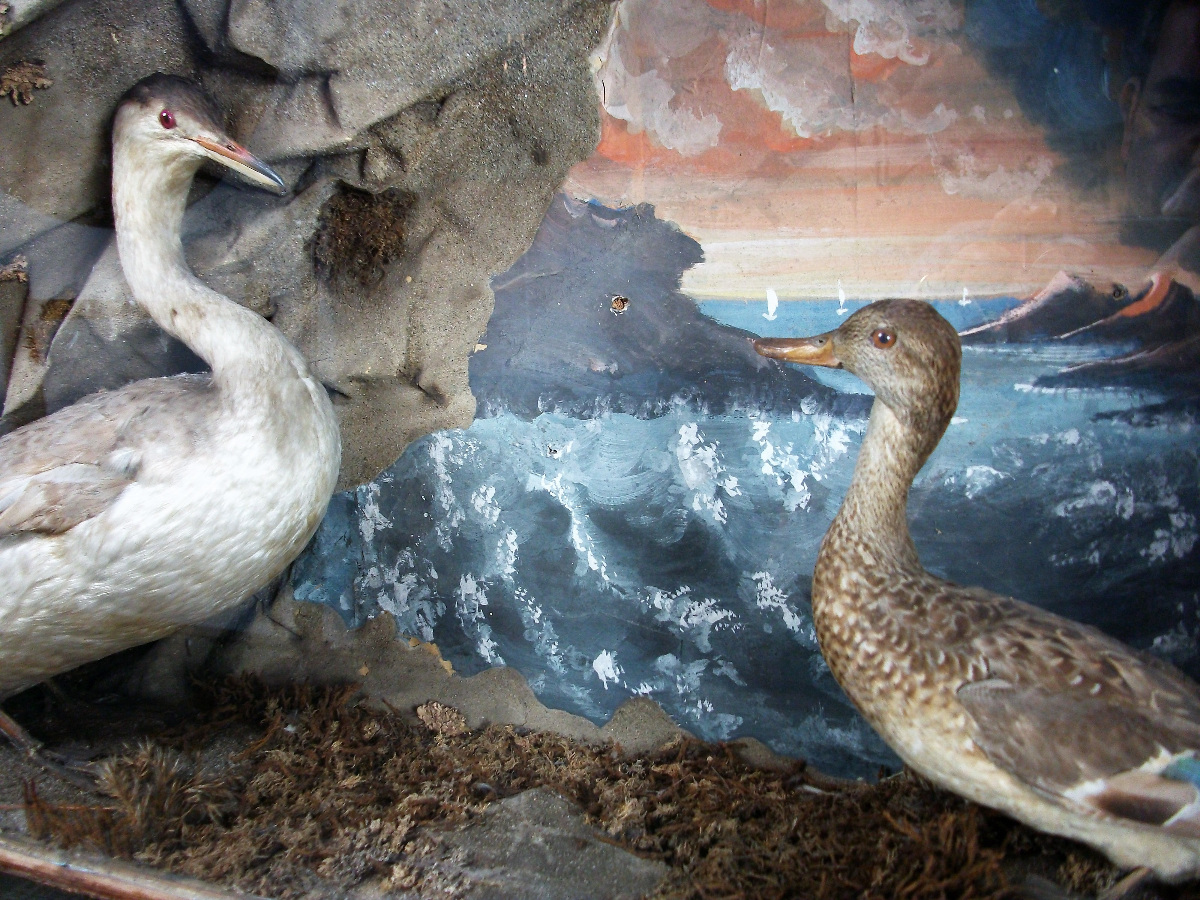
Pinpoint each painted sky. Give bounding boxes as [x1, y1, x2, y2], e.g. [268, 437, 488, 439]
[565, 0, 1159, 300]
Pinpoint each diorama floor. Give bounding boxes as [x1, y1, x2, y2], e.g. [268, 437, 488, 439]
[0, 672, 1193, 900]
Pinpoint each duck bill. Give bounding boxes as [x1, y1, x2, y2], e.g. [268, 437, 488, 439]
[753, 334, 842, 368]
[194, 136, 287, 194]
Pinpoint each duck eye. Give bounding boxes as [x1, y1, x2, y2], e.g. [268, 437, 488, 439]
[158, 109, 176, 130]
[872, 329, 896, 349]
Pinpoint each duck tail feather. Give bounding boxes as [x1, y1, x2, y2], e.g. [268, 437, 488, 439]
[1065, 754, 1200, 835]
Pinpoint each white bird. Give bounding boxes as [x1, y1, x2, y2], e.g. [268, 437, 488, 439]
[0, 75, 340, 758]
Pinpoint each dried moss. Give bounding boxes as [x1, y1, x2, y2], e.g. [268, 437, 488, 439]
[311, 186, 415, 290]
[22, 678, 1145, 900]
[0, 254, 28, 283]
[19, 298, 72, 362]
[25, 742, 234, 859]
[1, 60, 52, 106]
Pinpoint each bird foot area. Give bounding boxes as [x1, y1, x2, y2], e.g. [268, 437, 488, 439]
[0, 709, 94, 793]
[0, 675, 1186, 900]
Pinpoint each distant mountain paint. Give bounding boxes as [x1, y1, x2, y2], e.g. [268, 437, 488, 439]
[469, 196, 863, 421]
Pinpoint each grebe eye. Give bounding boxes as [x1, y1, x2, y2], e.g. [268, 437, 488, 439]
[872, 329, 896, 349]
[159, 109, 176, 129]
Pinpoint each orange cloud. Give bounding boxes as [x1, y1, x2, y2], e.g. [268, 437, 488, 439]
[850, 49, 905, 82]
[572, 0, 1146, 299]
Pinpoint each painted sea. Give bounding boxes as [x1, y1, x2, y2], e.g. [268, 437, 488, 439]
[293, 200, 1200, 778]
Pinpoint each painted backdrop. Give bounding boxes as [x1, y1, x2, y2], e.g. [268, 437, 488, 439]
[296, 0, 1200, 777]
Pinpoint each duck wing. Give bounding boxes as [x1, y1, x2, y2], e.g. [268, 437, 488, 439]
[954, 589, 1200, 835]
[0, 375, 212, 536]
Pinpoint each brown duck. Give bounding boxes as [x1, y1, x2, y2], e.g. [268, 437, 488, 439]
[755, 299, 1200, 885]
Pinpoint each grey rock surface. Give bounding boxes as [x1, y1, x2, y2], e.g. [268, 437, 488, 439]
[3, 0, 613, 487]
[0, 277, 24, 402]
[177, 0, 225, 56]
[600, 696, 693, 756]
[18, 219, 110, 304]
[43, 240, 204, 412]
[0, 194, 65, 261]
[1, 221, 110, 430]
[221, 0, 589, 153]
[431, 788, 668, 900]
[0, 0, 196, 234]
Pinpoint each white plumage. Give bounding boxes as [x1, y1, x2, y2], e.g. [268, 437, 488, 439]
[0, 74, 340, 703]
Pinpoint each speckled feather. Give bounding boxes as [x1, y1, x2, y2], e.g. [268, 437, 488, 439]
[0, 76, 339, 699]
[758, 299, 1200, 880]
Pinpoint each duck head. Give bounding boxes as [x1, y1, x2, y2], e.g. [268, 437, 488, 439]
[754, 299, 962, 442]
[113, 73, 285, 195]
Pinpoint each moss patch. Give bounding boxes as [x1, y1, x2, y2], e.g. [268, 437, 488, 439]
[311, 186, 415, 290]
[23, 678, 1140, 900]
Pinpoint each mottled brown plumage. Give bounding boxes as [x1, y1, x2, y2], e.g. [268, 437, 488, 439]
[755, 299, 1200, 882]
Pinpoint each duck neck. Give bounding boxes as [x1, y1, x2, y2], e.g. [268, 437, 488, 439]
[112, 141, 285, 389]
[827, 398, 945, 573]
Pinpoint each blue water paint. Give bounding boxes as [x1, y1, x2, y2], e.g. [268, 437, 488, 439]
[294, 298, 1200, 778]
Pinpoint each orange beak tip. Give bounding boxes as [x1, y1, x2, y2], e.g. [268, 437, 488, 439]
[753, 335, 841, 368]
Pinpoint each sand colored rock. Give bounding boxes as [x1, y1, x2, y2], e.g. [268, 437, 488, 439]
[186, 588, 689, 755]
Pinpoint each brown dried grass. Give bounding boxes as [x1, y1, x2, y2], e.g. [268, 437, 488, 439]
[24, 678, 1128, 900]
